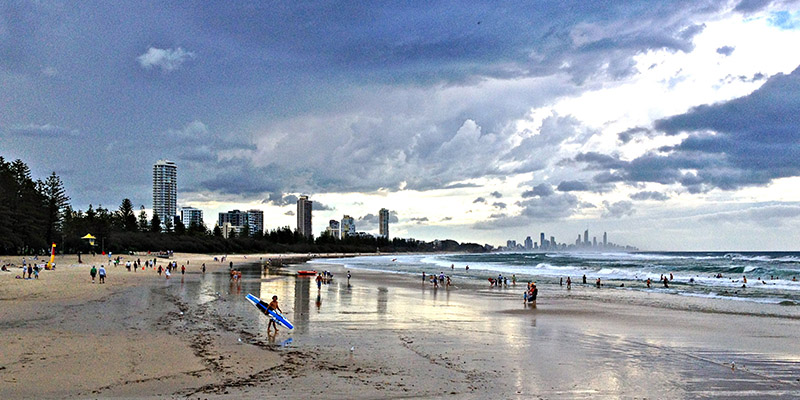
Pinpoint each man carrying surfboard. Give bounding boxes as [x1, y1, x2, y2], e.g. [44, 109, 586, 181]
[263, 295, 283, 333]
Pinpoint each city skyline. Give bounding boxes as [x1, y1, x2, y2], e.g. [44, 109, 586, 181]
[3, 3, 800, 250]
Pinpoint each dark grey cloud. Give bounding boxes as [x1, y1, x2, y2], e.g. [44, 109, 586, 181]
[523, 183, 555, 198]
[409, 217, 429, 225]
[716, 46, 735, 56]
[734, 0, 773, 13]
[556, 180, 590, 192]
[443, 182, 482, 189]
[263, 193, 299, 207]
[440, 216, 453, 222]
[574, 67, 800, 192]
[602, 200, 635, 218]
[357, 211, 399, 230]
[473, 197, 486, 204]
[630, 191, 670, 201]
[284, 210, 295, 216]
[492, 202, 507, 209]
[617, 127, 652, 143]
[312, 202, 334, 211]
[489, 191, 502, 198]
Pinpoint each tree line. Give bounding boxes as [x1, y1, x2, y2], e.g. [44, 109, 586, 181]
[0, 156, 486, 255]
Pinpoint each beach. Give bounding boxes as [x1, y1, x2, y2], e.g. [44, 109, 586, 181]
[2, 253, 800, 399]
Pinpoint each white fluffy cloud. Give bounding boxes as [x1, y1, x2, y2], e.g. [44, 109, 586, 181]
[137, 47, 196, 72]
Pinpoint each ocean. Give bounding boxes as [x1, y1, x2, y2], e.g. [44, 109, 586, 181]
[311, 251, 800, 306]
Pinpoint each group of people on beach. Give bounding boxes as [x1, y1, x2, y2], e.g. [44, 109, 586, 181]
[489, 273, 516, 287]
[422, 271, 452, 288]
[3, 257, 52, 279]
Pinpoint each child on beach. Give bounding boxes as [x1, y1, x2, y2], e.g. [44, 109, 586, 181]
[90, 266, 97, 283]
[98, 265, 106, 284]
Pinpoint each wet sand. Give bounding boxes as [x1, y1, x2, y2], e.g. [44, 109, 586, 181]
[2, 254, 800, 398]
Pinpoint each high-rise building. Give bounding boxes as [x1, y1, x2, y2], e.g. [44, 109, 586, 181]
[379, 208, 390, 239]
[576, 234, 581, 246]
[327, 220, 340, 239]
[524, 236, 533, 250]
[217, 209, 263, 236]
[540, 232, 545, 250]
[550, 236, 556, 249]
[297, 196, 313, 238]
[219, 209, 248, 228]
[593, 237, 597, 247]
[506, 240, 516, 248]
[180, 207, 203, 228]
[603, 232, 608, 246]
[152, 160, 177, 227]
[247, 209, 264, 236]
[583, 229, 589, 246]
[341, 215, 355, 237]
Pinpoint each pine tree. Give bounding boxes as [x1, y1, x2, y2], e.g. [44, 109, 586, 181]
[150, 212, 162, 233]
[41, 172, 70, 245]
[118, 198, 137, 232]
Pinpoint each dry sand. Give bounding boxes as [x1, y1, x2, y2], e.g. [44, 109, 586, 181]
[2, 253, 800, 399]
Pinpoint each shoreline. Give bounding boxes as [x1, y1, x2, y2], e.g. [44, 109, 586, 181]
[3, 253, 800, 398]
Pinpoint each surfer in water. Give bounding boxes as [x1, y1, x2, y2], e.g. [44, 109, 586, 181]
[265, 295, 283, 333]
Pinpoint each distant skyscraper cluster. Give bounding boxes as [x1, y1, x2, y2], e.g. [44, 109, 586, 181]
[504, 229, 637, 252]
[150, 164, 391, 239]
[315, 205, 392, 240]
[152, 160, 177, 226]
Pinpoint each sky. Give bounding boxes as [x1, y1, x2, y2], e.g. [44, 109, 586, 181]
[3, 1, 800, 251]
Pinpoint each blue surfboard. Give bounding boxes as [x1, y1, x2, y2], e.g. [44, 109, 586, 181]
[246, 293, 294, 330]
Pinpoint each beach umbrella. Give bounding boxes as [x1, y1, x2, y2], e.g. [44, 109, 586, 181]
[81, 233, 96, 246]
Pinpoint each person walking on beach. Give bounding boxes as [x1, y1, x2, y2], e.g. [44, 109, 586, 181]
[583, 274, 587, 284]
[181, 265, 185, 275]
[157, 265, 163, 276]
[347, 271, 351, 282]
[566, 277, 572, 289]
[596, 277, 601, 288]
[266, 295, 283, 333]
[202, 263, 206, 274]
[90, 265, 97, 283]
[316, 273, 323, 290]
[27, 265, 33, 279]
[646, 278, 651, 288]
[98, 265, 106, 284]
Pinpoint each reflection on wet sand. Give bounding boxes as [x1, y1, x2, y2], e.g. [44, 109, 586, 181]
[293, 276, 311, 334]
[377, 287, 388, 316]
